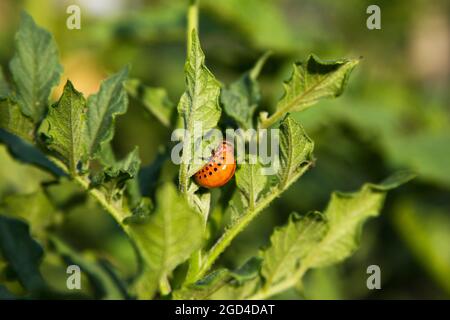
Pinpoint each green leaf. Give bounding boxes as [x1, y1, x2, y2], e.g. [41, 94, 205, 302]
[229, 256, 263, 285]
[0, 129, 66, 177]
[0, 98, 34, 142]
[249, 173, 413, 299]
[125, 79, 175, 127]
[138, 147, 170, 197]
[178, 30, 221, 132]
[393, 199, 450, 295]
[0, 66, 10, 97]
[91, 147, 141, 198]
[125, 183, 204, 298]
[203, 0, 297, 52]
[96, 143, 117, 167]
[0, 215, 46, 293]
[87, 67, 129, 158]
[123, 197, 153, 225]
[187, 182, 211, 223]
[0, 190, 61, 239]
[235, 161, 268, 210]
[174, 257, 262, 300]
[384, 131, 450, 188]
[49, 235, 127, 299]
[0, 285, 15, 299]
[278, 116, 314, 190]
[40, 81, 87, 174]
[9, 12, 63, 122]
[208, 257, 262, 300]
[173, 269, 230, 300]
[260, 55, 358, 128]
[221, 52, 270, 129]
[278, 55, 359, 112]
[214, 278, 262, 299]
[261, 212, 327, 288]
[192, 118, 315, 283]
[302, 172, 415, 269]
[177, 29, 221, 190]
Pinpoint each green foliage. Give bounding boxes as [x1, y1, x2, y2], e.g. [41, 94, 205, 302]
[302, 172, 414, 269]
[0, 285, 15, 299]
[221, 52, 270, 129]
[173, 269, 231, 300]
[261, 212, 327, 290]
[203, 0, 297, 52]
[0, 129, 65, 177]
[126, 79, 175, 128]
[126, 183, 204, 297]
[0, 7, 416, 300]
[393, 199, 450, 295]
[91, 147, 141, 198]
[9, 12, 62, 123]
[174, 257, 262, 300]
[260, 55, 359, 128]
[235, 162, 268, 210]
[186, 116, 318, 284]
[278, 116, 314, 190]
[49, 236, 127, 299]
[0, 215, 46, 294]
[0, 190, 60, 239]
[253, 172, 414, 299]
[177, 29, 222, 191]
[0, 67, 10, 97]
[87, 67, 129, 160]
[40, 81, 87, 174]
[0, 98, 34, 141]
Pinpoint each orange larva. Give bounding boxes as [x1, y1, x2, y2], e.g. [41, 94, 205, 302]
[194, 140, 236, 188]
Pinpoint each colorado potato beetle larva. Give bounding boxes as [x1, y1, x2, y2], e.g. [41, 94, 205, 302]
[194, 140, 236, 188]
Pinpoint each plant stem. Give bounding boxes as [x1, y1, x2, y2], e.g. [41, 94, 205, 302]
[260, 103, 308, 129]
[187, 0, 199, 54]
[179, 159, 189, 194]
[73, 176, 127, 223]
[196, 193, 276, 280]
[179, 0, 199, 194]
[47, 156, 128, 225]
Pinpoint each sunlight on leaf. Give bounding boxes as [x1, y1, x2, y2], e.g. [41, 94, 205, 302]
[9, 12, 62, 122]
[278, 116, 314, 190]
[261, 212, 327, 289]
[87, 67, 129, 158]
[0, 98, 34, 142]
[40, 81, 88, 174]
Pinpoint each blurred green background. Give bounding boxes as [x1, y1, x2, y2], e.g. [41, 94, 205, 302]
[0, 0, 449, 299]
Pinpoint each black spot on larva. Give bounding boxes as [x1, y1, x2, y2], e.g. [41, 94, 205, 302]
[214, 168, 217, 172]
[199, 176, 201, 179]
[221, 156, 225, 160]
[218, 163, 222, 166]
[209, 163, 212, 167]
[209, 172, 212, 176]
[206, 167, 209, 171]
[204, 175, 206, 178]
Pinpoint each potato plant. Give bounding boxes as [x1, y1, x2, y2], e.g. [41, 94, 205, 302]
[0, 7, 413, 300]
